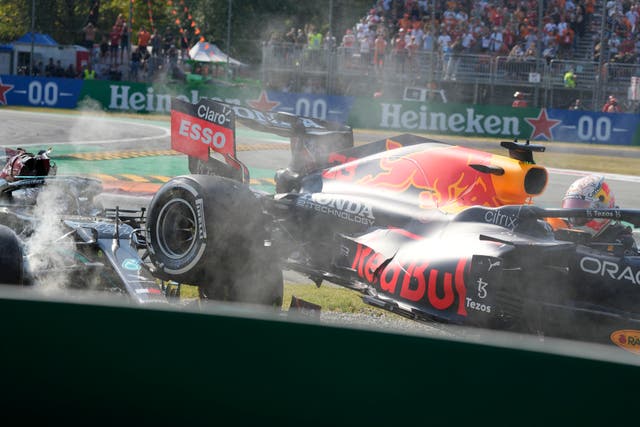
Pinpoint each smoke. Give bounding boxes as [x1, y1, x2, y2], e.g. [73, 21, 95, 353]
[24, 184, 79, 293]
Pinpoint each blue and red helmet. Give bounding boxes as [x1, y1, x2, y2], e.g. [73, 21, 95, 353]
[562, 175, 616, 234]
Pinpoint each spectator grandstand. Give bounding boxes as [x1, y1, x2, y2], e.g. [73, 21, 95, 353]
[7, 1, 640, 111]
[261, 0, 640, 111]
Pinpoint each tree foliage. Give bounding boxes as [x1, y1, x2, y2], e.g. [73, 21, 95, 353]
[0, 0, 371, 62]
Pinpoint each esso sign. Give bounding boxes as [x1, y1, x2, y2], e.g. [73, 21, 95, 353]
[177, 119, 227, 148]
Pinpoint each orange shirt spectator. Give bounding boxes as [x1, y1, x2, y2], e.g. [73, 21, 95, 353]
[138, 26, 151, 49]
[621, 15, 632, 32]
[488, 7, 503, 27]
[557, 28, 574, 46]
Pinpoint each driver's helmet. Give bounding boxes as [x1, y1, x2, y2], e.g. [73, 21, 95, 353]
[562, 174, 616, 234]
[0, 148, 55, 182]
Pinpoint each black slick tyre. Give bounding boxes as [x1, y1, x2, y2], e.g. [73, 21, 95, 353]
[147, 175, 282, 307]
[0, 225, 24, 285]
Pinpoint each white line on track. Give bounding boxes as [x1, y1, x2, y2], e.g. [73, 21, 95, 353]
[548, 167, 640, 183]
[1, 109, 170, 147]
[14, 131, 171, 147]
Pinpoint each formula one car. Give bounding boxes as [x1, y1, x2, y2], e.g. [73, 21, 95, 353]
[0, 147, 103, 217]
[0, 147, 169, 304]
[144, 98, 640, 345]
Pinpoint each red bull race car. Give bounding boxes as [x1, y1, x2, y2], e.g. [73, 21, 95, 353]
[141, 98, 640, 346]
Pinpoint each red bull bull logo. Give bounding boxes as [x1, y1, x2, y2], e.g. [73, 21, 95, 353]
[323, 139, 541, 211]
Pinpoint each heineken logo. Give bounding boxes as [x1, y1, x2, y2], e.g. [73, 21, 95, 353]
[378, 104, 564, 141]
[379, 103, 521, 136]
[108, 85, 241, 113]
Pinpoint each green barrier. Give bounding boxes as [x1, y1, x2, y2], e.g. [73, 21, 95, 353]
[78, 79, 640, 145]
[348, 98, 538, 140]
[79, 80, 259, 114]
[0, 287, 638, 425]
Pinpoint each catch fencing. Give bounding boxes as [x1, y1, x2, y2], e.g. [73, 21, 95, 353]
[262, 42, 640, 109]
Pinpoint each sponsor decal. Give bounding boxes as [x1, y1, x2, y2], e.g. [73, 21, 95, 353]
[122, 258, 141, 271]
[0, 77, 14, 105]
[466, 297, 491, 313]
[296, 193, 375, 226]
[610, 330, 640, 355]
[195, 198, 206, 240]
[379, 104, 521, 136]
[524, 108, 561, 140]
[579, 256, 640, 285]
[105, 84, 352, 122]
[171, 98, 235, 161]
[488, 260, 501, 271]
[586, 209, 620, 220]
[351, 243, 468, 316]
[484, 210, 519, 229]
[108, 85, 242, 112]
[247, 90, 280, 111]
[476, 277, 488, 299]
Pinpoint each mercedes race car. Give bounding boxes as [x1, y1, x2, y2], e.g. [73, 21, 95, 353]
[148, 97, 640, 346]
[0, 147, 170, 304]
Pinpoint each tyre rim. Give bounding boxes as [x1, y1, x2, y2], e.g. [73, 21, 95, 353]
[156, 198, 198, 260]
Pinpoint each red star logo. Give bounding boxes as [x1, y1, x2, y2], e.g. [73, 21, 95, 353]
[0, 78, 14, 105]
[247, 90, 279, 111]
[525, 108, 561, 141]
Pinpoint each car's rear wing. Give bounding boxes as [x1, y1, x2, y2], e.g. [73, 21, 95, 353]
[170, 97, 354, 181]
[171, 97, 249, 182]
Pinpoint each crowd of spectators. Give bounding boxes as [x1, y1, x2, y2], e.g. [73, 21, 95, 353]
[24, 57, 81, 78]
[17, 2, 640, 94]
[17, 14, 194, 84]
[593, 0, 640, 67]
[266, 0, 598, 77]
[260, 1, 640, 109]
[86, 16, 190, 82]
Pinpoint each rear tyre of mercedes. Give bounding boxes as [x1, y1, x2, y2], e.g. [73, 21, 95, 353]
[0, 225, 24, 285]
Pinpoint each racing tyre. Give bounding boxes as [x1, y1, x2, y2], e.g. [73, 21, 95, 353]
[0, 225, 24, 285]
[147, 175, 283, 307]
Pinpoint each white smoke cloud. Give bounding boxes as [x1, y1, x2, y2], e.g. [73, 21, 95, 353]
[25, 183, 85, 293]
